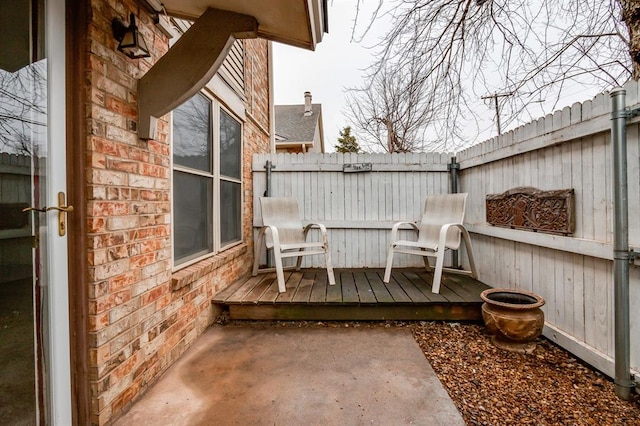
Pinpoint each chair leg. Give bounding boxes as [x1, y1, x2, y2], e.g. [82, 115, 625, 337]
[383, 246, 395, 283]
[421, 248, 433, 272]
[272, 248, 287, 293]
[461, 228, 478, 279]
[324, 248, 336, 285]
[252, 229, 265, 276]
[431, 245, 446, 294]
[295, 249, 304, 271]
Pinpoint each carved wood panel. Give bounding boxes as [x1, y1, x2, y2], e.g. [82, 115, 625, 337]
[486, 187, 575, 235]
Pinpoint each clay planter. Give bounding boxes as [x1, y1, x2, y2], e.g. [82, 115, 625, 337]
[480, 288, 545, 354]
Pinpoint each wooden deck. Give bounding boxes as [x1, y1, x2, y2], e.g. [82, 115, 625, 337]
[212, 268, 491, 321]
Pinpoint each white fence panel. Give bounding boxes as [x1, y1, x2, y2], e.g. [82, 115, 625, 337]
[252, 152, 452, 268]
[0, 153, 34, 278]
[458, 79, 640, 383]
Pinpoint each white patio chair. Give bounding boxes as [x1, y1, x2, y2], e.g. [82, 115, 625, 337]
[383, 193, 478, 294]
[252, 197, 336, 293]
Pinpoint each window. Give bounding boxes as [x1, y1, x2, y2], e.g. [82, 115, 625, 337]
[172, 92, 243, 266]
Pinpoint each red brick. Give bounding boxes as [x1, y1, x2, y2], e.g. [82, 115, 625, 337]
[109, 272, 139, 292]
[91, 201, 129, 216]
[84, 13, 270, 423]
[141, 285, 168, 306]
[108, 159, 139, 173]
[91, 136, 128, 158]
[89, 313, 110, 331]
[130, 253, 155, 268]
[88, 218, 107, 233]
[106, 95, 137, 119]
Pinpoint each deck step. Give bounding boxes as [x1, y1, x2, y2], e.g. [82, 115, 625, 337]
[212, 268, 491, 321]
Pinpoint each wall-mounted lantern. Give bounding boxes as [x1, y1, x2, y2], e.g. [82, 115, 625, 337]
[112, 13, 151, 59]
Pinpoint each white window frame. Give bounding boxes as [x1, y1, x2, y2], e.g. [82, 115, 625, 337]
[171, 90, 244, 270]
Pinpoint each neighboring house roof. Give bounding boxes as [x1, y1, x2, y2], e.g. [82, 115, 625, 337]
[275, 103, 322, 143]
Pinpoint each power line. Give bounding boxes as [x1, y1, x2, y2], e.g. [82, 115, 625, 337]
[481, 92, 514, 135]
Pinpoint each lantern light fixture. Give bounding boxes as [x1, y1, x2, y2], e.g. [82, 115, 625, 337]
[112, 13, 151, 59]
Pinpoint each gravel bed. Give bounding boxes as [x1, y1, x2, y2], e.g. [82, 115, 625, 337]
[410, 321, 640, 425]
[222, 318, 640, 425]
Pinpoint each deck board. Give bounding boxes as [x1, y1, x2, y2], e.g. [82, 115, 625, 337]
[213, 268, 491, 321]
[276, 272, 303, 303]
[246, 274, 277, 302]
[404, 271, 450, 302]
[353, 271, 377, 304]
[291, 271, 315, 304]
[325, 271, 343, 303]
[309, 270, 328, 303]
[374, 271, 412, 303]
[392, 272, 429, 303]
[256, 274, 287, 303]
[340, 270, 360, 304]
[364, 271, 395, 303]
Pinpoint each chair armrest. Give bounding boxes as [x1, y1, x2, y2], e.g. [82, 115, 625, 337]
[437, 223, 466, 249]
[303, 222, 328, 239]
[256, 224, 281, 249]
[303, 222, 327, 233]
[390, 221, 419, 244]
[303, 222, 330, 248]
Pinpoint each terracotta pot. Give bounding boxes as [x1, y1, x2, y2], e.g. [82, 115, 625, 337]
[480, 288, 545, 354]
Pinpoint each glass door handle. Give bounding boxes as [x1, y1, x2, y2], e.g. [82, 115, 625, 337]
[46, 192, 73, 236]
[46, 206, 74, 212]
[23, 206, 47, 213]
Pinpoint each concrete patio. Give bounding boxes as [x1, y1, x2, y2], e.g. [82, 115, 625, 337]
[114, 324, 464, 425]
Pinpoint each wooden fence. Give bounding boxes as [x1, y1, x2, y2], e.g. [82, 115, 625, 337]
[0, 153, 33, 281]
[457, 80, 640, 385]
[252, 80, 640, 384]
[252, 152, 452, 268]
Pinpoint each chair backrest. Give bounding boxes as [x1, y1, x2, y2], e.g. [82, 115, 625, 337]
[417, 193, 468, 249]
[259, 197, 306, 245]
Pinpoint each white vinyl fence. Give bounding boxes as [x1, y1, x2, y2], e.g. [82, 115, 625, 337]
[252, 80, 640, 384]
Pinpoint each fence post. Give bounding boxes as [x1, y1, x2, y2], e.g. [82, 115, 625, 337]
[448, 157, 460, 269]
[264, 160, 275, 197]
[263, 160, 276, 267]
[610, 87, 635, 401]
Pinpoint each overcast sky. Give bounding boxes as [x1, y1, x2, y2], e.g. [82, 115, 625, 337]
[273, 0, 605, 153]
[273, 0, 384, 151]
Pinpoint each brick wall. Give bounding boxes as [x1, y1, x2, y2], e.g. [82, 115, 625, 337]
[84, 1, 271, 424]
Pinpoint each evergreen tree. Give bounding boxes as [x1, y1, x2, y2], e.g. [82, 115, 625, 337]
[335, 126, 361, 153]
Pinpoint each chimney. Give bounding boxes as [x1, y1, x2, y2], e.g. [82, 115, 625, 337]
[304, 91, 312, 116]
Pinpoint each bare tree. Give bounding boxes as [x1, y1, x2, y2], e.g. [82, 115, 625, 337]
[0, 62, 47, 156]
[348, 0, 635, 149]
[347, 56, 443, 152]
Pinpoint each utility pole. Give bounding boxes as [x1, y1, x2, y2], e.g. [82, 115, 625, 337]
[481, 92, 514, 135]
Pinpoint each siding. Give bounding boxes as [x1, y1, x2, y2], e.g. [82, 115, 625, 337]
[219, 41, 245, 96]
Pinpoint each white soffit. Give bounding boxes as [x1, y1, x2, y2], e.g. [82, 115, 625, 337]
[161, 0, 326, 49]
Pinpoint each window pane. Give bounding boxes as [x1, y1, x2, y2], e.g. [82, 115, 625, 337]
[220, 109, 241, 179]
[173, 171, 213, 263]
[173, 93, 211, 172]
[220, 180, 241, 246]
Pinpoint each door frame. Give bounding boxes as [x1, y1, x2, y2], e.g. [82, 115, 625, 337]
[46, 0, 73, 423]
[66, 0, 90, 423]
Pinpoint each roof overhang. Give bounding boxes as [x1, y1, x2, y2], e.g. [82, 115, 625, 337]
[161, 0, 327, 50]
[138, 0, 327, 140]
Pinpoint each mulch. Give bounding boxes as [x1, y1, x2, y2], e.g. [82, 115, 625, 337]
[410, 321, 640, 425]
